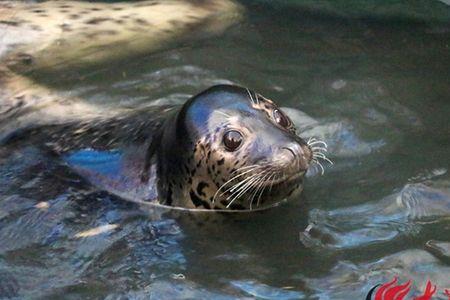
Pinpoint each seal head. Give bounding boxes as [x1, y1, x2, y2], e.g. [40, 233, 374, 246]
[155, 85, 312, 210]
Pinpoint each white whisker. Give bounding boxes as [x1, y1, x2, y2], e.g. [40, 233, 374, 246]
[226, 174, 263, 208]
[316, 160, 325, 175]
[308, 140, 328, 147]
[312, 152, 333, 165]
[248, 171, 270, 209]
[226, 173, 260, 194]
[312, 151, 326, 157]
[246, 88, 255, 105]
[321, 156, 334, 165]
[267, 172, 277, 195]
[227, 173, 264, 200]
[255, 172, 273, 208]
[212, 167, 261, 203]
[311, 147, 327, 152]
[307, 137, 333, 175]
[231, 164, 262, 175]
[248, 175, 267, 210]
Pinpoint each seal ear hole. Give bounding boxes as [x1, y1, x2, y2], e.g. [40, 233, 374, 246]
[223, 130, 243, 152]
[272, 109, 290, 128]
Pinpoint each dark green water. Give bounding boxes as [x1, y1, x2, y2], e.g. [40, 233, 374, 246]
[1, 1, 450, 299]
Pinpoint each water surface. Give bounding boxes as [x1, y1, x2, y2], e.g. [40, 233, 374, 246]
[1, 1, 450, 299]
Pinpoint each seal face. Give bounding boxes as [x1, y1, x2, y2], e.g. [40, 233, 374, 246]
[155, 85, 312, 210]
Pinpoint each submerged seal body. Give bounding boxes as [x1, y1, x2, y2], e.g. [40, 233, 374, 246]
[17, 85, 313, 210]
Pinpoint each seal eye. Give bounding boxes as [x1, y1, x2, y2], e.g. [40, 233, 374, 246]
[272, 109, 290, 128]
[223, 130, 243, 151]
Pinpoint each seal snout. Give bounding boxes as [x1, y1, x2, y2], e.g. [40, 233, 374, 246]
[280, 142, 312, 171]
[282, 146, 297, 159]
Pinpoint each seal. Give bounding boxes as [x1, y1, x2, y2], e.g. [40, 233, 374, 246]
[0, 1, 317, 210]
[16, 85, 315, 210]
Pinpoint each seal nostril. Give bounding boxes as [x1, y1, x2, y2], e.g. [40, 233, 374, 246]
[282, 147, 296, 159]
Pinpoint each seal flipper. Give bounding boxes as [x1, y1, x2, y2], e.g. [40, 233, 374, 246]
[63, 148, 157, 203]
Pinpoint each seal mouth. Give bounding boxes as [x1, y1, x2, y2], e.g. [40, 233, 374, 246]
[219, 165, 305, 190]
[257, 171, 305, 187]
[212, 167, 306, 210]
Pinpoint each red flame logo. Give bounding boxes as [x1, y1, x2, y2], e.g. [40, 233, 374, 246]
[374, 277, 411, 300]
[413, 281, 437, 300]
[366, 277, 447, 300]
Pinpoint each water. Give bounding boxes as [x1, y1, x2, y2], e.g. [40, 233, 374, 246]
[1, 1, 450, 299]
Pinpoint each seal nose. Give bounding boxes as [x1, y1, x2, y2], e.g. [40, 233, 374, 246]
[281, 142, 312, 170]
[282, 143, 304, 159]
[282, 146, 296, 159]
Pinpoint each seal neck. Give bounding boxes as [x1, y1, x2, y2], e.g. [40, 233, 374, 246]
[155, 109, 195, 207]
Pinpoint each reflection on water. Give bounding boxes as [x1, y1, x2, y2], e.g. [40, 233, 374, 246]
[300, 183, 450, 250]
[1, 0, 450, 299]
